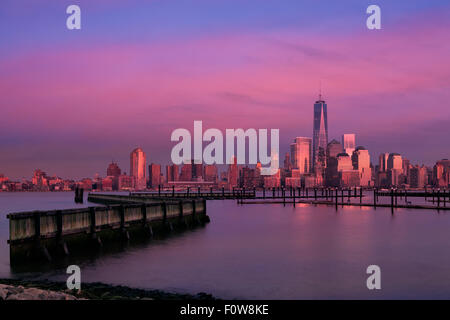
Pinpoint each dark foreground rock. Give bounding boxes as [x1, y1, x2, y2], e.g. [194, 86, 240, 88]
[0, 279, 215, 300]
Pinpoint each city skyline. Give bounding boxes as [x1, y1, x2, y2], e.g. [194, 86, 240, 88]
[1, 93, 449, 182]
[1, 93, 449, 191]
[1, 1, 450, 179]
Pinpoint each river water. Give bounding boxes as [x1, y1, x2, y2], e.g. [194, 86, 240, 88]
[1, 192, 450, 299]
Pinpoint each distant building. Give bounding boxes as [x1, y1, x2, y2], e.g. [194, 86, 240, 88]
[378, 153, 390, 172]
[106, 162, 121, 190]
[386, 153, 403, 187]
[227, 156, 238, 188]
[102, 177, 113, 191]
[118, 174, 134, 190]
[149, 163, 161, 188]
[284, 152, 291, 171]
[312, 95, 328, 169]
[240, 166, 257, 188]
[352, 146, 372, 186]
[204, 165, 218, 183]
[433, 159, 450, 187]
[263, 169, 281, 188]
[290, 137, 312, 174]
[180, 163, 192, 181]
[325, 140, 343, 187]
[388, 153, 402, 170]
[107, 162, 121, 177]
[166, 164, 179, 183]
[409, 165, 427, 188]
[342, 134, 356, 157]
[337, 153, 360, 187]
[130, 147, 146, 190]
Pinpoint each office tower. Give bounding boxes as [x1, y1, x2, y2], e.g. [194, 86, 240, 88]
[337, 153, 360, 187]
[352, 146, 372, 186]
[106, 162, 121, 191]
[386, 153, 403, 186]
[387, 153, 402, 170]
[290, 137, 312, 174]
[378, 153, 390, 172]
[180, 163, 192, 181]
[337, 153, 354, 172]
[227, 156, 238, 188]
[118, 174, 134, 190]
[325, 140, 343, 187]
[342, 134, 356, 157]
[166, 164, 179, 182]
[326, 139, 343, 159]
[149, 163, 161, 188]
[433, 159, 450, 187]
[409, 165, 427, 188]
[106, 162, 121, 177]
[312, 95, 328, 169]
[192, 161, 203, 181]
[284, 152, 291, 171]
[130, 147, 146, 190]
[204, 164, 218, 182]
[240, 166, 257, 188]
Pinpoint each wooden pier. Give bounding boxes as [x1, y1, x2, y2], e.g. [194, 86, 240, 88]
[7, 194, 209, 263]
[134, 186, 449, 211]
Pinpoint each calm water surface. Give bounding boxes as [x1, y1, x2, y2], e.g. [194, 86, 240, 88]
[1, 192, 450, 299]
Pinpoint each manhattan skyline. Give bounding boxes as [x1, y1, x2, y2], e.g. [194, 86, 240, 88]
[1, 1, 450, 179]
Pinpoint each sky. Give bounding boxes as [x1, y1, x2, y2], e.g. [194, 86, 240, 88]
[1, 0, 449, 180]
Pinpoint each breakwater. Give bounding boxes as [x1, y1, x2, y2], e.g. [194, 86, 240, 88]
[7, 194, 209, 263]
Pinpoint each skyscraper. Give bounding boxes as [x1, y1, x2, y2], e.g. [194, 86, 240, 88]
[342, 134, 356, 157]
[351, 146, 372, 186]
[130, 147, 146, 190]
[166, 164, 179, 182]
[107, 162, 121, 177]
[312, 95, 328, 169]
[148, 163, 161, 188]
[290, 137, 312, 174]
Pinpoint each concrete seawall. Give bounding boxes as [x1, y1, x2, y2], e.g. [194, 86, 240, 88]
[7, 195, 209, 263]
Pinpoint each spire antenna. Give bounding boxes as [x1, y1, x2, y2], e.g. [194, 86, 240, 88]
[319, 80, 323, 101]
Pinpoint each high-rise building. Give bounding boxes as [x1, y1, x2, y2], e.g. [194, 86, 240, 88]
[290, 137, 312, 174]
[386, 153, 403, 187]
[227, 156, 238, 188]
[192, 161, 203, 181]
[378, 153, 390, 172]
[312, 95, 328, 169]
[284, 152, 291, 171]
[409, 165, 427, 188]
[342, 134, 356, 157]
[166, 164, 179, 182]
[107, 162, 121, 177]
[325, 140, 343, 187]
[180, 163, 192, 181]
[148, 163, 161, 188]
[118, 173, 134, 190]
[387, 153, 402, 170]
[130, 147, 146, 190]
[433, 159, 450, 187]
[337, 153, 360, 187]
[204, 165, 218, 182]
[352, 146, 372, 186]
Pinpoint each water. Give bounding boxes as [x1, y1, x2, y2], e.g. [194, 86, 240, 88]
[1, 192, 450, 299]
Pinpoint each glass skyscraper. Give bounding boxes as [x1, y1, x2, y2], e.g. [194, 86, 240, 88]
[312, 96, 328, 168]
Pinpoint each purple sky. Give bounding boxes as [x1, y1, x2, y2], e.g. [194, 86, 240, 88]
[0, 0, 449, 180]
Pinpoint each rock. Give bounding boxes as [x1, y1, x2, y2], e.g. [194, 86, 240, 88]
[0, 288, 8, 300]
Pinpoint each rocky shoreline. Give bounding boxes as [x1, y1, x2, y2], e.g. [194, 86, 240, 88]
[0, 279, 215, 300]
